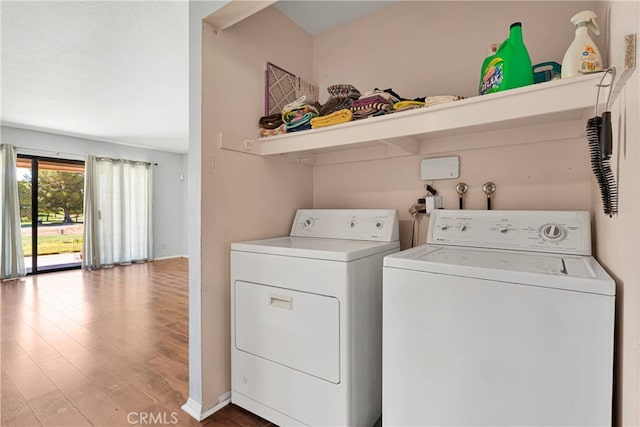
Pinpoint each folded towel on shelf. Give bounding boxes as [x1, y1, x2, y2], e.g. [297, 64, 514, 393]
[393, 105, 424, 113]
[327, 84, 361, 99]
[281, 95, 319, 135]
[352, 107, 376, 120]
[352, 102, 393, 113]
[359, 89, 400, 104]
[376, 87, 407, 101]
[351, 94, 393, 110]
[352, 107, 390, 120]
[424, 95, 465, 107]
[287, 122, 312, 133]
[281, 95, 318, 135]
[282, 96, 312, 113]
[318, 84, 360, 120]
[285, 112, 317, 131]
[282, 108, 311, 122]
[285, 111, 312, 124]
[320, 97, 353, 116]
[351, 93, 394, 120]
[351, 94, 394, 110]
[310, 109, 353, 128]
[259, 113, 284, 130]
[373, 87, 430, 103]
[260, 124, 287, 137]
[393, 100, 426, 110]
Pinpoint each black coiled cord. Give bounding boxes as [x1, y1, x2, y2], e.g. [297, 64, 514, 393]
[587, 116, 618, 216]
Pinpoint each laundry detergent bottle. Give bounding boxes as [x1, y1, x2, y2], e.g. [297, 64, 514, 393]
[561, 11, 603, 78]
[479, 22, 533, 95]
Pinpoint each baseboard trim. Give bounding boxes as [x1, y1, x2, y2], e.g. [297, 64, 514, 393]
[152, 255, 188, 261]
[181, 398, 202, 420]
[181, 396, 230, 421]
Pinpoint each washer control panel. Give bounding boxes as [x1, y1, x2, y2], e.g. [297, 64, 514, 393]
[427, 210, 591, 255]
[291, 209, 399, 242]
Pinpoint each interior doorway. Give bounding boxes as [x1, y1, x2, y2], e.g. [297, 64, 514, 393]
[16, 156, 85, 273]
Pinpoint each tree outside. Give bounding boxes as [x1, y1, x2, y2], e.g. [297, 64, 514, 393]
[18, 167, 85, 259]
[18, 173, 32, 221]
[18, 169, 84, 224]
[38, 170, 84, 223]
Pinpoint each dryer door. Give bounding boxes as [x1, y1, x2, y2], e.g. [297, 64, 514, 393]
[234, 280, 340, 383]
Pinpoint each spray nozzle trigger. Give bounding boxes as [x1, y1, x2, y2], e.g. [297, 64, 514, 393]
[571, 10, 600, 36]
[588, 18, 600, 36]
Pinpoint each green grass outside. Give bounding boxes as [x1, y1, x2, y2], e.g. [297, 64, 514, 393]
[21, 213, 84, 227]
[23, 235, 83, 257]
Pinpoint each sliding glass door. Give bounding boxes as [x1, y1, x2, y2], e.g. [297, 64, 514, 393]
[16, 156, 85, 273]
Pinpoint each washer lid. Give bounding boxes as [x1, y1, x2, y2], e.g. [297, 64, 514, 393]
[231, 236, 399, 262]
[384, 245, 615, 295]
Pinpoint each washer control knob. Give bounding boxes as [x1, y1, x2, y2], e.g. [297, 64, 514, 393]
[459, 224, 467, 232]
[440, 225, 449, 231]
[499, 227, 509, 234]
[376, 222, 383, 230]
[541, 223, 565, 241]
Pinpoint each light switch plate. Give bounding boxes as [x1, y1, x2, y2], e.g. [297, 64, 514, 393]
[420, 156, 459, 180]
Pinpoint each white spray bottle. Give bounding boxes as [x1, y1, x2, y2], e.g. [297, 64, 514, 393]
[561, 11, 604, 78]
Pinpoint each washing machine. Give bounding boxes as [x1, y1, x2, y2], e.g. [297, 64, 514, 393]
[231, 209, 399, 426]
[383, 210, 615, 427]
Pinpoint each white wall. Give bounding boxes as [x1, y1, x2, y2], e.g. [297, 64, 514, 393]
[198, 4, 314, 415]
[312, 0, 602, 249]
[186, 1, 228, 419]
[313, 1, 604, 101]
[593, 2, 640, 425]
[181, 152, 189, 258]
[315, 140, 592, 248]
[1, 125, 187, 259]
[188, 1, 304, 420]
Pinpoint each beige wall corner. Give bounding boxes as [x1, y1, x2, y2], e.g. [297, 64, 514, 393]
[199, 3, 314, 416]
[593, 2, 640, 426]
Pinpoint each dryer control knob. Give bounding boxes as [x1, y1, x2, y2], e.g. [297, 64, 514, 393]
[459, 224, 467, 232]
[376, 222, 383, 230]
[499, 227, 509, 234]
[440, 225, 449, 231]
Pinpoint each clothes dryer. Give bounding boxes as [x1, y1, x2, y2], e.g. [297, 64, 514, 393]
[231, 209, 399, 426]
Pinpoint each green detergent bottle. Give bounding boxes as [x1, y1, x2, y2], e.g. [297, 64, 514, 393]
[479, 22, 534, 95]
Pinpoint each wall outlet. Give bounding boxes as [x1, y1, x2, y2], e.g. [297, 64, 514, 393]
[425, 195, 443, 214]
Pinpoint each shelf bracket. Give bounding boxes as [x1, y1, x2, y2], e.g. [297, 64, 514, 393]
[610, 34, 637, 106]
[218, 132, 262, 155]
[379, 136, 419, 156]
[270, 153, 317, 166]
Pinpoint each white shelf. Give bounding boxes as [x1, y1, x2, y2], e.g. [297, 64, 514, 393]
[219, 73, 605, 165]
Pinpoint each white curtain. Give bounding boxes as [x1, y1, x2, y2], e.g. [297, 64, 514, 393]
[83, 155, 153, 269]
[0, 144, 26, 279]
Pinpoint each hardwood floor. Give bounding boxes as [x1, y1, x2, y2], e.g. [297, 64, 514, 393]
[1, 258, 271, 427]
